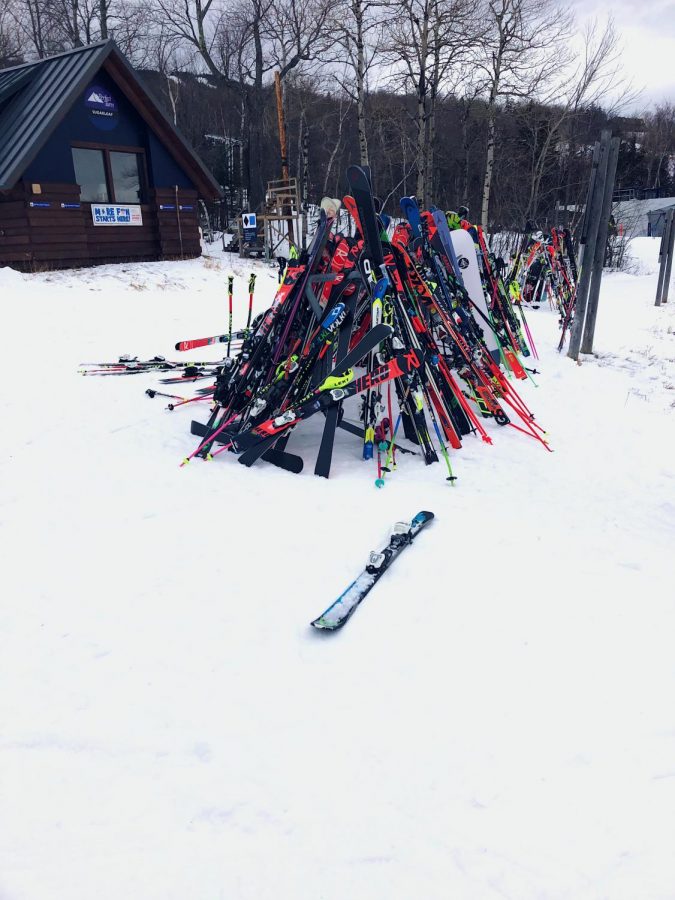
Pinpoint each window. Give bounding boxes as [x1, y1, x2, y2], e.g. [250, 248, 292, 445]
[72, 146, 145, 204]
[110, 152, 142, 203]
[72, 148, 109, 203]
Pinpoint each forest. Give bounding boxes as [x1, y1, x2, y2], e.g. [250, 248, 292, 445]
[1, 0, 674, 228]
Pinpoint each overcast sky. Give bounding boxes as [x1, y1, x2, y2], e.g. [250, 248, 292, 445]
[569, 0, 675, 112]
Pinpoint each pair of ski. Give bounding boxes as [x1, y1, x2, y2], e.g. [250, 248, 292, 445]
[311, 510, 434, 630]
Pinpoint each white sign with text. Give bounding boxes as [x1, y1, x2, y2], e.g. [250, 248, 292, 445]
[91, 205, 143, 226]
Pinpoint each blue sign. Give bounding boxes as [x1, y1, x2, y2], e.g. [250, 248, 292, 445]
[84, 84, 118, 131]
[61, 202, 81, 209]
[29, 201, 51, 208]
[242, 212, 258, 243]
[91, 205, 143, 226]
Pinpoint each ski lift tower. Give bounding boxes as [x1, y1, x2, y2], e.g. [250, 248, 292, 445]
[264, 177, 300, 260]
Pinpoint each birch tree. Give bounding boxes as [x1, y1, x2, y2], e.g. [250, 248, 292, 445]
[331, 0, 386, 167]
[387, 0, 476, 204]
[474, 0, 571, 229]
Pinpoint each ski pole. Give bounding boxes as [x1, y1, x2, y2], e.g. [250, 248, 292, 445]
[180, 410, 238, 467]
[167, 389, 215, 410]
[227, 275, 234, 357]
[247, 273, 256, 328]
[146, 389, 187, 402]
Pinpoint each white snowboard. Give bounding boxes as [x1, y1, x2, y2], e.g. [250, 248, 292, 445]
[449, 228, 500, 362]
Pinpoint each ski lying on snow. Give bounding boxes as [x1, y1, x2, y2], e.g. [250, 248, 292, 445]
[311, 510, 434, 630]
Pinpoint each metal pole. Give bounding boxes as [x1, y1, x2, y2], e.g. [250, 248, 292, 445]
[654, 211, 671, 306]
[581, 136, 620, 355]
[568, 130, 611, 360]
[657, 209, 675, 305]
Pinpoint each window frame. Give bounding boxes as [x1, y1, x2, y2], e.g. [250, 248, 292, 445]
[71, 142, 148, 205]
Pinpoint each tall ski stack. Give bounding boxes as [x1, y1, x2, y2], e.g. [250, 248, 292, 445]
[81, 165, 556, 486]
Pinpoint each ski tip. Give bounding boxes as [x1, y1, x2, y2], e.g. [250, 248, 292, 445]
[310, 618, 336, 631]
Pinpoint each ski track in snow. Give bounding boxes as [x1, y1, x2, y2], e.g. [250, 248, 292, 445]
[1, 240, 675, 900]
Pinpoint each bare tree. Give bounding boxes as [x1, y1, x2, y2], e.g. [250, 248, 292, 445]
[323, 92, 354, 194]
[473, 0, 572, 229]
[0, 2, 24, 65]
[331, 0, 385, 166]
[152, 0, 332, 204]
[643, 102, 675, 190]
[521, 18, 637, 220]
[387, 0, 476, 204]
[11, 0, 50, 58]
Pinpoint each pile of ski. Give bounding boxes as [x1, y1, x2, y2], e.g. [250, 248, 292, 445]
[82, 168, 554, 484]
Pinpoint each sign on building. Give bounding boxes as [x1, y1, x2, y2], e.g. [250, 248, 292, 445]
[242, 212, 258, 243]
[91, 205, 143, 226]
[84, 84, 118, 131]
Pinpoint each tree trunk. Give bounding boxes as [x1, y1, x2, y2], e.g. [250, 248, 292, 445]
[99, 0, 108, 39]
[301, 110, 309, 247]
[354, 1, 369, 167]
[414, 8, 429, 201]
[460, 100, 471, 205]
[481, 107, 496, 229]
[416, 91, 427, 200]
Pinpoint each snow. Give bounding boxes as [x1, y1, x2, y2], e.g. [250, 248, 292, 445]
[2, 241, 675, 899]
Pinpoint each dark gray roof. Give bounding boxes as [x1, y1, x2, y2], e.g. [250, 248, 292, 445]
[0, 41, 221, 196]
[0, 64, 40, 106]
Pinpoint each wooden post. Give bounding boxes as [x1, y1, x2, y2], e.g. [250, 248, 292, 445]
[568, 130, 610, 361]
[581, 135, 620, 355]
[576, 140, 601, 272]
[655, 209, 674, 306]
[661, 209, 675, 304]
[274, 71, 295, 247]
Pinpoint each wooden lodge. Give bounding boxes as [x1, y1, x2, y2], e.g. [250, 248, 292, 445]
[0, 41, 222, 270]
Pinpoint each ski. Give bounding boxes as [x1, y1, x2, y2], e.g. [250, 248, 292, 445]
[311, 510, 435, 630]
[186, 323, 396, 465]
[230, 344, 418, 454]
[175, 330, 251, 352]
[189, 420, 304, 473]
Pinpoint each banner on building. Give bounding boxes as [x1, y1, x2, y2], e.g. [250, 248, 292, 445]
[91, 205, 143, 226]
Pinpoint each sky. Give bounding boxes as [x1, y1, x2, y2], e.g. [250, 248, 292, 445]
[570, 0, 675, 112]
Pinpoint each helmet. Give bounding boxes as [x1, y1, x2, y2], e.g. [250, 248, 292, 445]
[458, 206, 469, 220]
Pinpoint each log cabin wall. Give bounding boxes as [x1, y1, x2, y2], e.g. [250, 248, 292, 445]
[0, 182, 200, 269]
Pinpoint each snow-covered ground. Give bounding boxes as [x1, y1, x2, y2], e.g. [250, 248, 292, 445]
[1, 239, 674, 900]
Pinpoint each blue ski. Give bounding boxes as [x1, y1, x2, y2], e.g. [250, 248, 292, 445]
[311, 511, 435, 630]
